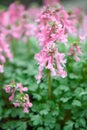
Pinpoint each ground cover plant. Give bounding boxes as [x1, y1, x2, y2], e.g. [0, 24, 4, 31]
[0, 0, 87, 130]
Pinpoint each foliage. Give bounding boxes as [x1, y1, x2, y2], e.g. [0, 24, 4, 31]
[0, 36, 87, 130]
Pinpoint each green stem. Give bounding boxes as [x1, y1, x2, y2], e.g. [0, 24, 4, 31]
[48, 70, 51, 99]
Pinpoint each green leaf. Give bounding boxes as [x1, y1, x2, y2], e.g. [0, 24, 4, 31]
[31, 114, 42, 126]
[63, 121, 74, 130]
[69, 73, 78, 79]
[59, 85, 69, 92]
[3, 109, 11, 118]
[33, 93, 42, 100]
[40, 109, 49, 115]
[16, 122, 27, 130]
[72, 100, 81, 107]
[11, 108, 24, 118]
[79, 118, 86, 128]
[80, 91, 87, 96]
[37, 127, 44, 130]
[54, 124, 61, 130]
[60, 97, 70, 103]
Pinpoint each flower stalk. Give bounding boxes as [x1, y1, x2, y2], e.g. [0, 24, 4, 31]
[48, 70, 52, 99]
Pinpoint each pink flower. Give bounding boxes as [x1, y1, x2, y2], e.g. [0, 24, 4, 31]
[68, 44, 82, 61]
[23, 94, 32, 113]
[0, 54, 6, 63]
[9, 89, 15, 101]
[16, 83, 28, 93]
[36, 67, 43, 84]
[74, 55, 80, 62]
[5, 81, 32, 113]
[28, 102, 33, 108]
[13, 102, 20, 107]
[0, 34, 13, 61]
[23, 107, 29, 113]
[5, 85, 11, 93]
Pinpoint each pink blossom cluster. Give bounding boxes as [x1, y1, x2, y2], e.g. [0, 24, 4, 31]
[78, 15, 87, 41]
[35, 6, 77, 83]
[36, 6, 76, 47]
[35, 42, 67, 83]
[68, 44, 82, 61]
[0, 34, 13, 73]
[5, 81, 32, 113]
[0, 2, 37, 72]
[68, 7, 87, 41]
[43, 0, 87, 42]
[0, 3, 36, 40]
[68, 8, 83, 27]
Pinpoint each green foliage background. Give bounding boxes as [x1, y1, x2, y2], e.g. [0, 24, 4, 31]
[0, 36, 87, 130]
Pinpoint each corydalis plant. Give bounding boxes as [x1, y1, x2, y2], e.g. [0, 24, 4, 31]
[5, 81, 32, 113]
[35, 6, 77, 83]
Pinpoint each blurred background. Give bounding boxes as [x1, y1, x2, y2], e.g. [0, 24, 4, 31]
[0, 0, 87, 12]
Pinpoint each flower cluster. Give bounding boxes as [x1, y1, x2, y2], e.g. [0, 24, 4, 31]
[79, 15, 87, 41]
[0, 2, 37, 72]
[35, 42, 67, 83]
[0, 2, 36, 40]
[35, 6, 76, 83]
[37, 8, 63, 47]
[5, 81, 32, 113]
[68, 44, 82, 61]
[68, 7, 87, 41]
[0, 34, 13, 72]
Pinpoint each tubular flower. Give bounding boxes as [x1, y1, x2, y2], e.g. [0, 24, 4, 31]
[35, 42, 67, 83]
[4, 81, 32, 113]
[68, 44, 82, 61]
[37, 7, 68, 47]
